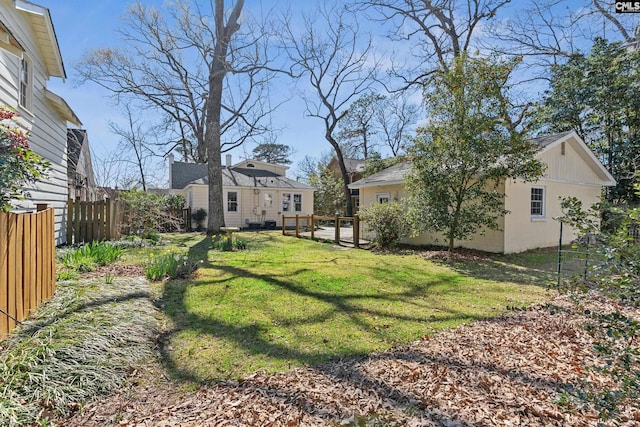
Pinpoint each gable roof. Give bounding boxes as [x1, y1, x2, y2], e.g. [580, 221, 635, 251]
[171, 161, 313, 190]
[529, 131, 574, 149]
[15, 0, 65, 79]
[537, 130, 615, 186]
[328, 156, 365, 173]
[349, 131, 616, 189]
[45, 90, 82, 126]
[171, 161, 208, 190]
[67, 128, 95, 186]
[348, 161, 411, 189]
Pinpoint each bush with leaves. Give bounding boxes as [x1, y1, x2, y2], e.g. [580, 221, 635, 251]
[557, 188, 640, 422]
[192, 208, 207, 231]
[359, 201, 409, 248]
[0, 106, 49, 212]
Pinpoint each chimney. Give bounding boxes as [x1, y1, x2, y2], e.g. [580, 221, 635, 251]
[168, 153, 174, 190]
[226, 154, 232, 167]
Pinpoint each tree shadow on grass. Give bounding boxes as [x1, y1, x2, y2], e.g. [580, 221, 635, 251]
[149, 236, 581, 425]
[422, 248, 559, 288]
[155, 237, 486, 383]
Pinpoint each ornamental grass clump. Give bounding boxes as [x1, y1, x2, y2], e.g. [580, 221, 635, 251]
[144, 248, 200, 281]
[62, 241, 123, 272]
[0, 277, 157, 426]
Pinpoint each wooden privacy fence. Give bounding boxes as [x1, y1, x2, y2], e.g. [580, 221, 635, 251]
[66, 197, 123, 245]
[282, 214, 372, 248]
[1, 207, 56, 340]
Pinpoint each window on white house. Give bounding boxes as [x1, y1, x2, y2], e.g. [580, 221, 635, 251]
[227, 191, 238, 212]
[263, 191, 273, 208]
[530, 187, 545, 218]
[281, 192, 291, 212]
[19, 56, 31, 110]
[376, 193, 390, 204]
[293, 193, 302, 211]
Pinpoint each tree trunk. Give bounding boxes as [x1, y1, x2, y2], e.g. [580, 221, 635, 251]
[204, 0, 244, 235]
[330, 141, 354, 216]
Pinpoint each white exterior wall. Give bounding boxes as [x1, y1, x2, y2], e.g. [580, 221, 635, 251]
[503, 180, 601, 253]
[183, 184, 314, 228]
[0, 2, 69, 244]
[503, 138, 606, 253]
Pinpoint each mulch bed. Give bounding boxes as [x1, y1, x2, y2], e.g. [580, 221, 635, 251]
[80, 264, 146, 279]
[64, 295, 640, 427]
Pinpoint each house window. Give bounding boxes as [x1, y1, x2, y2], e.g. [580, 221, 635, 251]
[282, 192, 291, 212]
[293, 194, 302, 212]
[263, 191, 274, 208]
[376, 193, 390, 204]
[530, 187, 545, 218]
[19, 56, 32, 110]
[227, 191, 238, 212]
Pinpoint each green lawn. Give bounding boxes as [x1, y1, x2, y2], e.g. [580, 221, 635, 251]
[132, 232, 553, 383]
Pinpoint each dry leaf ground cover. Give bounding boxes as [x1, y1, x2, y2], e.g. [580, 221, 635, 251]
[66, 294, 640, 426]
[6, 232, 638, 425]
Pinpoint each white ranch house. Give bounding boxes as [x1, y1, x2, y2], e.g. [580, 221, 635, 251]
[169, 154, 314, 229]
[350, 131, 616, 253]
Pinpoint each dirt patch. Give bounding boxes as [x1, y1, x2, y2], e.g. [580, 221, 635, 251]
[374, 246, 494, 263]
[63, 295, 639, 427]
[80, 263, 146, 279]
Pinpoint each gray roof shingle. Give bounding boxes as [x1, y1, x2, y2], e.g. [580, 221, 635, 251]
[349, 132, 573, 188]
[171, 161, 313, 190]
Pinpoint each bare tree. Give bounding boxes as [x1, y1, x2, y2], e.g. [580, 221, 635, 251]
[336, 93, 384, 159]
[488, 0, 639, 76]
[282, 2, 378, 216]
[77, 0, 281, 233]
[356, 0, 510, 86]
[377, 93, 419, 156]
[108, 104, 158, 191]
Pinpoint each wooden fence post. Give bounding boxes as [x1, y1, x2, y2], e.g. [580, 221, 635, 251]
[0, 212, 8, 339]
[66, 198, 73, 245]
[311, 214, 315, 239]
[282, 215, 286, 235]
[353, 215, 360, 248]
[335, 216, 340, 244]
[295, 214, 300, 237]
[105, 198, 112, 241]
[73, 196, 81, 244]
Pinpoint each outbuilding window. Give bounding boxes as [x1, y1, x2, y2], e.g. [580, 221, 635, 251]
[530, 187, 545, 218]
[376, 193, 390, 204]
[227, 191, 238, 212]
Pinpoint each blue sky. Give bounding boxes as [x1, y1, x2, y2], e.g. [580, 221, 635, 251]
[40, 0, 343, 186]
[37, 1, 637, 188]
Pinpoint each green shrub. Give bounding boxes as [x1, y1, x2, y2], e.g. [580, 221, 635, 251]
[212, 235, 249, 251]
[62, 242, 123, 272]
[144, 248, 200, 281]
[359, 201, 410, 248]
[56, 269, 79, 281]
[558, 193, 640, 421]
[192, 208, 207, 231]
[141, 230, 160, 242]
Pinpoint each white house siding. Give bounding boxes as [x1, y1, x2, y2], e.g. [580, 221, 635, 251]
[183, 184, 314, 228]
[539, 136, 605, 184]
[0, 3, 69, 244]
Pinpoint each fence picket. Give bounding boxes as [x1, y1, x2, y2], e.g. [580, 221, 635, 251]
[0, 208, 55, 340]
[15, 214, 24, 323]
[0, 212, 8, 338]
